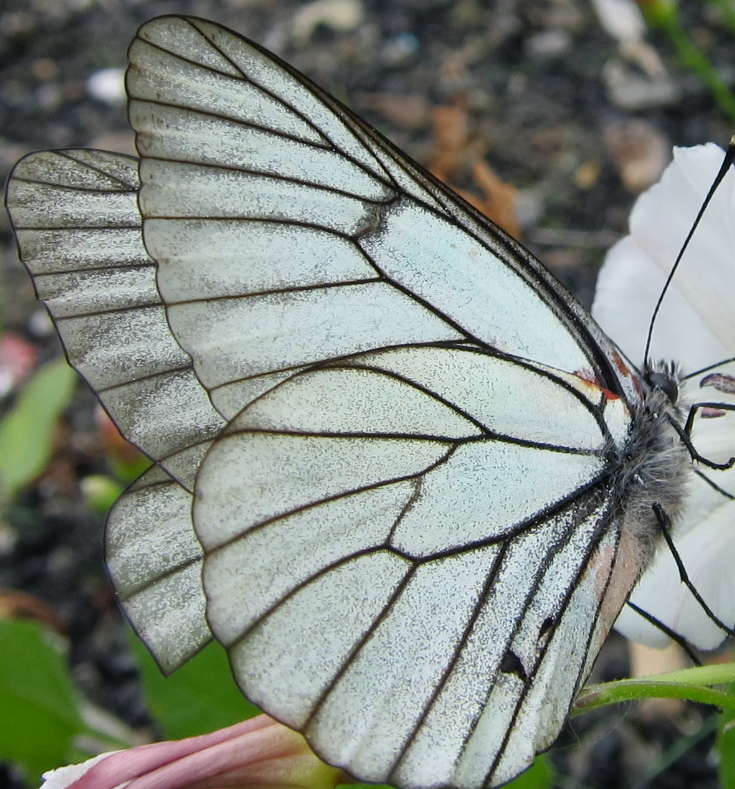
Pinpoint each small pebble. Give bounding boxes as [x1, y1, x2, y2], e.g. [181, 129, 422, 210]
[292, 0, 364, 43]
[603, 60, 678, 109]
[525, 29, 571, 58]
[604, 118, 670, 192]
[382, 32, 419, 66]
[31, 57, 59, 81]
[87, 67, 126, 105]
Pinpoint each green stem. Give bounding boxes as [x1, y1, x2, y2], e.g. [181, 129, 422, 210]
[575, 663, 735, 714]
[643, 0, 735, 123]
[705, 0, 735, 35]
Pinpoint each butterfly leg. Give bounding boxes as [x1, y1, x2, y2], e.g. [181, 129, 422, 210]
[652, 502, 735, 638]
[681, 358, 735, 381]
[624, 600, 700, 664]
[666, 404, 735, 470]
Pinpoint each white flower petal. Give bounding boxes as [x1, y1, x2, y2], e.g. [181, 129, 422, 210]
[615, 490, 735, 649]
[593, 234, 723, 365]
[40, 752, 120, 789]
[593, 143, 735, 649]
[593, 143, 735, 369]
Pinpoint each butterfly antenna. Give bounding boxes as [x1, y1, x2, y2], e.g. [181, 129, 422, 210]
[643, 137, 735, 369]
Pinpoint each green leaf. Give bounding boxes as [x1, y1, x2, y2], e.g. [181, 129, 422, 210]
[0, 619, 84, 782]
[128, 626, 259, 739]
[80, 474, 124, 514]
[0, 358, 76, 502]
[108, 453, 151, 485]
[343, 785, 394, 789]
[505, 755, 555, 788]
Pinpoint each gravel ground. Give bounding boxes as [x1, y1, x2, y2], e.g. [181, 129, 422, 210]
[1, 1, 733, 787]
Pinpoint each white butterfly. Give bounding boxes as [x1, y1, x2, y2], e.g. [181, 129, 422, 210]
[5, 15, 728, 789]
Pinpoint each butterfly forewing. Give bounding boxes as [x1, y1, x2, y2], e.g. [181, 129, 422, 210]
[5, 149, 226, 487]
[127, 16, 635, 397]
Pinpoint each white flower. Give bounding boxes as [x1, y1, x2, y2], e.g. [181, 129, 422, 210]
[593, 143, 735, 649]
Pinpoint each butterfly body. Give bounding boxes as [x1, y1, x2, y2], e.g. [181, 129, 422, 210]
[4, 16, 700, 789]
[620, 366, 689, 531]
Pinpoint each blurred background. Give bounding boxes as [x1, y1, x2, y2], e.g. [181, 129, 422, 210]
[1, 1, 735, 787]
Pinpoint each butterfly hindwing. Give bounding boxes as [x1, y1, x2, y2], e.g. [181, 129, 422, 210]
[5, 149, 226, 489]
[106, 465, 211, 672]
[194, 345, 631, 786]
[5, 149, 216, 667]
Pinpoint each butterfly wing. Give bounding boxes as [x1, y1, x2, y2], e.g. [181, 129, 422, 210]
[5, 149, 225, 486]
[106, 464, 210, 670]
[194, 347, 635, 788]
[127, 15, 641, 412]
[5, 150, 215, 669]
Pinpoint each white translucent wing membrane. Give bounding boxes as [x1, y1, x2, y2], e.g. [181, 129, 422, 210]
[4, 15, 646, 789]
[5, 150, 215, 668]
[195, 352, 633, 789]
[126, 16, 640, 788]
[106, 464, 211, 670]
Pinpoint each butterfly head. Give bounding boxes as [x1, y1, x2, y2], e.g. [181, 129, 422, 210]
[643, 360, 680, 405]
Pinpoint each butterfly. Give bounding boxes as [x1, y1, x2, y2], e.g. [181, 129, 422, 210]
[5, 14, 729, 789]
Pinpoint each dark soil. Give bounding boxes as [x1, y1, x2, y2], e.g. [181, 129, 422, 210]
[1, 1, 732, 787]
